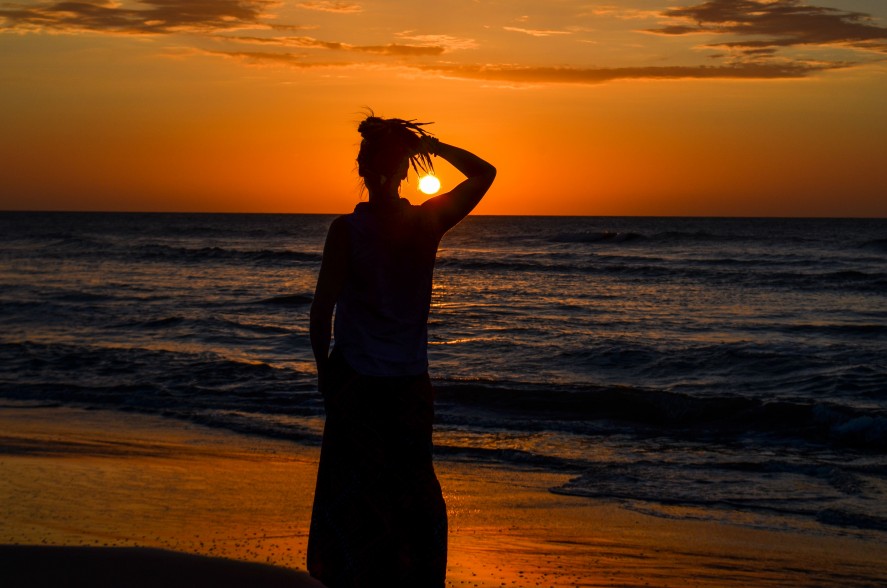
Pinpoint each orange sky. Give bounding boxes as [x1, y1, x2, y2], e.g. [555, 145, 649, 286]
[2, 0, 886, 216]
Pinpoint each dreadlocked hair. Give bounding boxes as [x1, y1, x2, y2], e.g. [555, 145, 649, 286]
[357, 114, 435, 191]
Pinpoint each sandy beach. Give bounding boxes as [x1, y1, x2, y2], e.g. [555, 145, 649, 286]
[2, 405, 886, 587]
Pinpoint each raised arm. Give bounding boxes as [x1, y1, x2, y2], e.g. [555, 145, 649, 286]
[309, 216, 348, 394]
[421, 140, 496, 234]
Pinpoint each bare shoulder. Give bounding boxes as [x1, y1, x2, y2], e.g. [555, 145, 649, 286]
[329, 214, 350, 229]
[320, 215, 351, 262]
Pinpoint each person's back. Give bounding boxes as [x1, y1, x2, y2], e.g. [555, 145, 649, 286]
[334, 199, 440, 376]
[307, 113, 495, 588]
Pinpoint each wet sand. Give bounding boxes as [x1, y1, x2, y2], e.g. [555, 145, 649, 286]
[0, 545, 322, 587]
[2, 406, 886, 587]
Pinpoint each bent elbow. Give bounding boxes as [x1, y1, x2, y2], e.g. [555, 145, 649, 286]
[480, 165, 497, 190]
[482, 163, 497, 184]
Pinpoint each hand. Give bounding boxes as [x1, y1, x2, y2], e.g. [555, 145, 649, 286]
[417, 136, 441, 157]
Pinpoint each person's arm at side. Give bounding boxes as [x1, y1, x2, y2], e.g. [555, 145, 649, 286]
[421, 141, 496, 234]
[309, 216, 348, 394]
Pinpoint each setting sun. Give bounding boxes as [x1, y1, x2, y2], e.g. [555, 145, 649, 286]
[418, 175, 441, 195]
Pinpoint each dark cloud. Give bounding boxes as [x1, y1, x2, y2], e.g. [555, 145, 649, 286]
[2, 0, 869, 83]
[0, 0, 275, 35]
[650, 0, 887, 54]
[0, 1, 441, 57]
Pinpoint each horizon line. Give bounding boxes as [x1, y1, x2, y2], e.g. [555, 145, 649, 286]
[2, 209, 885, 220]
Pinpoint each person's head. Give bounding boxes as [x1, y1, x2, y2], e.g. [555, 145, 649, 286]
[357, 113, 434, 199]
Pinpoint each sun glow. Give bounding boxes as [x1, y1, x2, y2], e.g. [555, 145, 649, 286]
[418, 174, 441, 195]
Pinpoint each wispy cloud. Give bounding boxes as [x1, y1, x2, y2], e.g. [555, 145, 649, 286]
[395, 32, 478, 52]
[218, 34, 444, 56]
[649, 0, 887, 55]
[1, 0, 875, 85]
[297, 1, 362, 14]
[205, 50, 335, 68]
[203, 49, 846, 82]
[580, 6, 660, 20]
[417, 61, 844, 84]
[0, 0, 276, 35]
[351, 43, 442, 56]
[503, 26, 572, 37]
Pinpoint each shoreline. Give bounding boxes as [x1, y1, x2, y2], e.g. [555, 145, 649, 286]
[2, 406, 886, 587]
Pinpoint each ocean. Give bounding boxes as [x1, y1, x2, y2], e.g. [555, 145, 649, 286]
[1, 211, 886, 540]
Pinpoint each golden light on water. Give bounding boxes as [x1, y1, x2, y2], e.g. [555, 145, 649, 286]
[418, 175, 441, 195]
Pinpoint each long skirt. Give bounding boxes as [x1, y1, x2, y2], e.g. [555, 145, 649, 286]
[307, 350, 447, 588]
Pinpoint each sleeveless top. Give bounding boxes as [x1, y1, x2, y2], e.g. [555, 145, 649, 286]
[334, 199, 441, 376]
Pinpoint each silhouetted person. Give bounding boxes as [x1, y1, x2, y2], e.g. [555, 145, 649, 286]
[307, 114, 496, 587]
